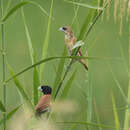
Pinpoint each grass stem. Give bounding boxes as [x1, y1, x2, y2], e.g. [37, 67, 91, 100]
[0, 0, 6, 130]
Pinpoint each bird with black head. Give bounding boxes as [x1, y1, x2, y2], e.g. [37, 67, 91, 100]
[35, 85, 52, 117]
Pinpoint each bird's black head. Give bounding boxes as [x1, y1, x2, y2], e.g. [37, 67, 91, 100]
[38, 85, 52, 95]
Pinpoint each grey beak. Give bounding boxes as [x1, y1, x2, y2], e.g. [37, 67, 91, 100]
[38, 86, 42, 92]
[59, 27, 64, 32]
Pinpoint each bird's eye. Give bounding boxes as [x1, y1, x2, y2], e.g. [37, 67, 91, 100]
[62, 27, 67, 31]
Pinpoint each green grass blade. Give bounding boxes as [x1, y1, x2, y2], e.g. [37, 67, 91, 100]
[1, 1, 30, 22]
[65, 0, 103, 10]
[5, 56, 118, 83]
[6, 56, 81, 83]
[0, 100, 6, 112]
[111, 93, 120, 130]
[1, 1, 49, 22]
[21, 9, 35, 64]
[21, 7, 40, 106]
[40, 0, 54, 80]
[51, 47, 67, 99]
[0, 104, 22, 125]
[8, 65, 33, 109]
[60, 70, 77, 99]
[33, 68, 40, 105]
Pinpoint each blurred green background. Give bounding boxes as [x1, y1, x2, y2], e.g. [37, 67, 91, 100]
[0, 0, 129, 129]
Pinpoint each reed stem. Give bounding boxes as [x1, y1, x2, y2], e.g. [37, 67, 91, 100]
[0, 0, 6, 130]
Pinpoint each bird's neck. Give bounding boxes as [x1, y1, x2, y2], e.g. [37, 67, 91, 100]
[65, 31, 74, 40]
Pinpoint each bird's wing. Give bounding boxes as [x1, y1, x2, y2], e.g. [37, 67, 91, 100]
[72, 37, 77, 45]
[35, 95, 50, 113]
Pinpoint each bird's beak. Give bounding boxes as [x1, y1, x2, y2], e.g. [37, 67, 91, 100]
[59, 27, 64, 32]
[38, 87, 42, 92]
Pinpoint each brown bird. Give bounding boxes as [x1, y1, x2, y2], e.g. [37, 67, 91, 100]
[59, 26, 88, 71]
[35, 85, 52, 117]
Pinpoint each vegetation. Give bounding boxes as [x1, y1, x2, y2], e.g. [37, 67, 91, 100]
[0, 0, 129, 130]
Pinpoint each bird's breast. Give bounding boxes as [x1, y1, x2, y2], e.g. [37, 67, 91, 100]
[65, 38, 75, 50]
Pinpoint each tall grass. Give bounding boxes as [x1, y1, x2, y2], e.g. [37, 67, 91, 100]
[0, 0, 129, 130]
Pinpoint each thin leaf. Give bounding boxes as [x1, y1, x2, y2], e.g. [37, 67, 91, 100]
[0, 104, 22, 125]
[1, 1, 49, 22]
[21, 8, 35, 64]
[21, 7, 40, 106]
[60, 70, 77, 99]
[5, 56, 119, 83]
[40, 0, 54, 79]
[8, 65, 33, 109]
[111, 93, 120, 130]
[33, 68, 40, 105]
[52, 47, 67, 99]
[0, 100, 6, 112]
[65, 0, 103, 10]
[1, 1, 29, 22]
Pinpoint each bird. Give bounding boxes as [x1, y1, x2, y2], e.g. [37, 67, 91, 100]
[59, 26, 88, 71]
[35, 85, 52, 117]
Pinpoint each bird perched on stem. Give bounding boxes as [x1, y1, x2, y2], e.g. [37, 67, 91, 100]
[59, 26, 88, 71]
[35, 85, 52, 117]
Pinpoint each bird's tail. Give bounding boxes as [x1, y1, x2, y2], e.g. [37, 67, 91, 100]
[77, 50, 88, 71]
[79, 59, 88, 71]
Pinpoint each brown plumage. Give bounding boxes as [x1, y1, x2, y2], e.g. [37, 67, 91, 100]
[35, 86, 52, 117]
[35, 95, 51, 116]
[59, 26, 88, 71]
